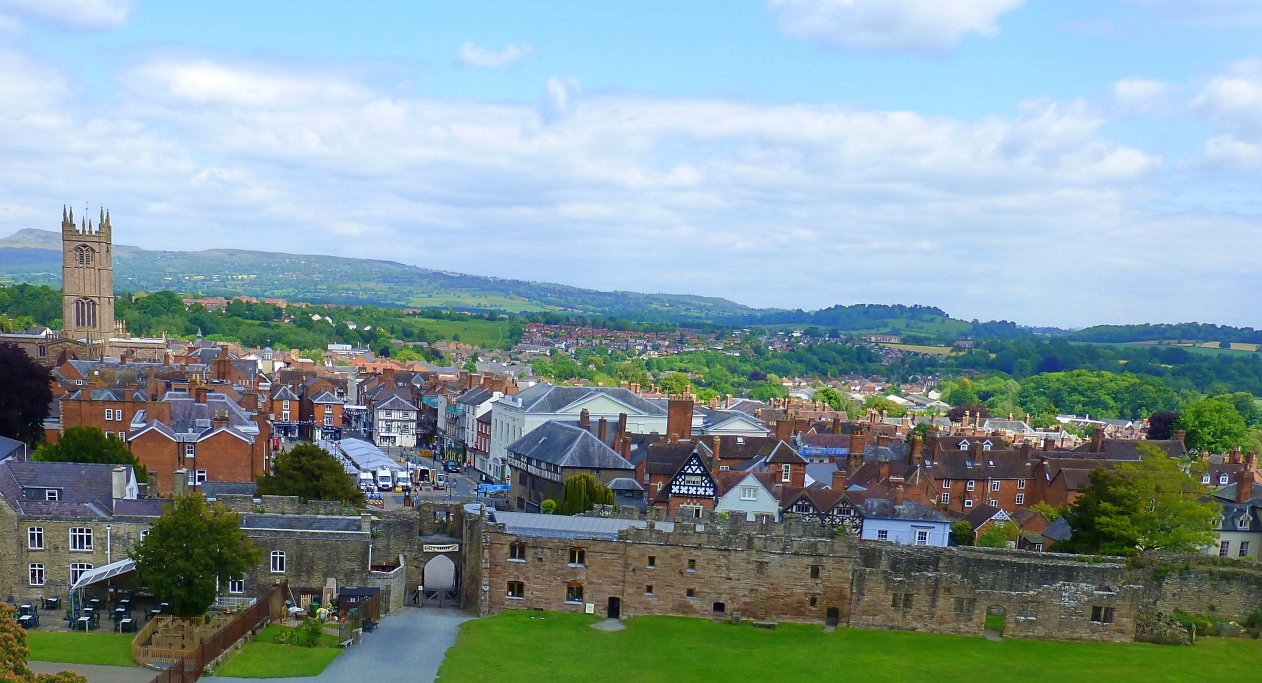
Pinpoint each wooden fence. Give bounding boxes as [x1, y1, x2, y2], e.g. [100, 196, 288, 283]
[134, 584, 287, 683]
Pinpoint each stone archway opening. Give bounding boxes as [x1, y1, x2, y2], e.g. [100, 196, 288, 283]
[421, 554, 459, 607]
[984, 605, 1006, 641]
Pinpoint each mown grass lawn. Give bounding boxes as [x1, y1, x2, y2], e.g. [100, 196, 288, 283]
[25, 630, 136, 667]
[436, 611, 1262, 683]
[212, 625, 342, 678]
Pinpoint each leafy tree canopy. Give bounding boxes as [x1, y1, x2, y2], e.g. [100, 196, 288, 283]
[131, 494, 261, 617]
[1176, 398, 1248, 454]
[0, 604, 86, 683]
[0, 343, 52, 445]
[1060, 445, 1219, 555]
[32, 426, 147, 482]
[950, 520, 974, 547]
[257, 443, 365, 505]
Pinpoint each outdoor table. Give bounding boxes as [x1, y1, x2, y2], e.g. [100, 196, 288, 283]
[117, 617, 134, 633]
[77, 616, 91, 631]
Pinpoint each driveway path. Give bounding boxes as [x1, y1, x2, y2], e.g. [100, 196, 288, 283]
[28, 662, 153, 683]
[212, 607, 472, 683]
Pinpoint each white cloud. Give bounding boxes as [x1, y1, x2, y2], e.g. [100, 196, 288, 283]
[1203, 135, 1262, 168]
[456, 41, 536, 69]
[4, 52, 1261, 328]
[768, 0, 1024, 53]
[0, 0, 131, 30]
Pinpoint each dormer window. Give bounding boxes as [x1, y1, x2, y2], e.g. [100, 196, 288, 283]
[1239, 516, 1251, 530]
[1202, 475, 1211, 484]
[1220, 474, 1230, 485]
[958, 441, 969, 451]
[45, 489, 60, 501]
[982, 442, 993, 451]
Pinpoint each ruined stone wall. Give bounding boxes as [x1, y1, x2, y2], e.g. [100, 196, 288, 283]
[1135, 557, 1262, 623]
[212, 494, 353, 516]
[849, 545, 1139, 642]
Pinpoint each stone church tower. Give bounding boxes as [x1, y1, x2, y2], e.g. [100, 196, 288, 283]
[61, 206, 115, 343]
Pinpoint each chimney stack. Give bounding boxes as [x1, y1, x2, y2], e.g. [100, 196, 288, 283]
[1020, 441, 1032, 459]
[1173, 430, 1186, 447]
[361, 513, 373, 533]
[969, 440, 983, 459]
[891, 477, 905, 505]
[111, 465, 127, 500]
[173, 468, 188, 498]
[878, 461, 890, 483]
[194, 387, 208, 404]
[1236, 466, 1255, 504]
[620, 435, 631, 460]
[667, 396, 694, 443]
[848, 431, 866, 473]
[831, 416, 841, 434]
[877, 433, 890, 448]
[598, 416, 607, 442]
[712, 436, 722, 464]
[618, 413, 628, 444]
[1090, 428, 1105, 453]
[909, 435, 923, 466]
[580, 408, 590, 429]
[832, 468, 848, 491]
[1043, 437, 1055, 452]
[1230, 446, 1243, 465]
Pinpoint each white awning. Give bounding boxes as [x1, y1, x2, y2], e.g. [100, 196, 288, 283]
[71, 558, 136, 590]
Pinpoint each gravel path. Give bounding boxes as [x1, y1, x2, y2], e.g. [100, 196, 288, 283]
[211, 607, 472, 683]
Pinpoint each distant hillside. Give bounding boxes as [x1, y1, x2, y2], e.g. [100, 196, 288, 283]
[1068, 323, 1262, 345]
[0, 228, 1029, 337]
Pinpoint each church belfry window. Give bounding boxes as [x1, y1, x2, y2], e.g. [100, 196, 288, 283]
[74, 298, 97, 328]
[75, 244, 95, 266]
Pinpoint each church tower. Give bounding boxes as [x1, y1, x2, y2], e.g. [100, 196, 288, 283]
[61, 206, 115, 345]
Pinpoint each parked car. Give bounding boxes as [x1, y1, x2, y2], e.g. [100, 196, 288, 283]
[444, 460, 460, 473]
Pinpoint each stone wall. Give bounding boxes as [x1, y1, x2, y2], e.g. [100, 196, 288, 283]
[212, 494, 355, 517]
[1136, 556, 1262, 624]
[848, 545, 1139, 642]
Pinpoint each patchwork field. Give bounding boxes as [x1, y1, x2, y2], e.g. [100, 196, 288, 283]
[436, 611, 1262, 683]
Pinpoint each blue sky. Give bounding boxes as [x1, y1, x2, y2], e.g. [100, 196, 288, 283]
[1, 0, 1262, 328]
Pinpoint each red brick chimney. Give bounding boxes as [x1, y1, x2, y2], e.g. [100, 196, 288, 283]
[1173, 430, 1186, 447]
[832, 468, 848, 491]
[1090, 428, 1105, 453]
[877, 433, 890, 448]
[909, 435, 923, 466]
[848, 431, 865, 473]
[598, 416, 607, 442]
[580, 408, 590, 430]
[1230, 446, 1243, 464]
[1237, 464, 1255, 503]
[620, 435, 631, 461]
[878, 461, 890, 483]
[969, 440, 983, 460]
[929, 430, 941, 458]
[667, 396, 694, 443]
[773, 419, 793, 442]
[1043, 437, 1055, 451]
[712, 436, 721, 464]
[618, 413, 628, 444]
[831, 416, 841, 434]
[194, 387, 208, 404]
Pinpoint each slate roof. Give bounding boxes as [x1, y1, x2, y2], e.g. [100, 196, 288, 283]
[714, 470, 777, 497]
[1072, 439, 1185, 459]
[375, 393, 418, 411]
[1041, 516, 1073, 541]
[0, 436, 24, 461]
[0, 460, 137, 517]
[799, 433, 849, 450]
[509, 383, 665, 416]
[241, 514, 365, 532]
[805, 463, 839, 487]
[203, 481, 258, 499]
[765, 441, 807, 464]
[606, 477, 645, 492]
[456, 387, 494, 406]
[927, 450, 1035, 481]
[272, 385, 300, 401]
[858, 497, 950, 522]
[711, 435, 774, 461]
[642, 442, 699, 476]
[506, 421, 634, 471]
[309, 390, 344, 405]
[963, 504, 1009, 529]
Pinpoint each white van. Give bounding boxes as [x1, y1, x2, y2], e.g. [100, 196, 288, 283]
[358, 471, 374, 491]
[376, 468, 394, 491]
[434, 472, 447, 490]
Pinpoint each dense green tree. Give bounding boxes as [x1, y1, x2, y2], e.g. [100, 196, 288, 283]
[1060, 445, 1219, 555]
[864, 396, 906, 418]
[257, 443, 365, 505]
[950, 521, 974, 546]
[131, 494, 261, 617]
[32, 426, 147, 481]
[658, 372, 691, 395]
[558, 473, 614, 515]
[815, 387, 844, 411]
[976, 522, 1017, 548]
[0, 604, 86, 683]
[1147, 410, 1179, 440]
[0, 343, 52, 445]
[1176, 398, 1248, 454]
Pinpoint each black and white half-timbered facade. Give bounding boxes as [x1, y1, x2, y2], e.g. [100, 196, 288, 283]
[780, 488, 863, 535]
[660, 452, 718, 516]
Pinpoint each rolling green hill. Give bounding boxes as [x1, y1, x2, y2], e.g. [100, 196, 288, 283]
[0, 228, 1029, 337]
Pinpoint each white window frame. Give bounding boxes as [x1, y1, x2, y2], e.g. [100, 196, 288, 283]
[105, 408, 114, 421]
[29, 563, 45, 586]
[1202, 474, 1211, 484]
[70, 563, 93, 584]
[914, 529, 930, 546]
[185, 443, 195, 457]
[46, 489, 60, 501]
[988, 499, 998, 507]
[1017, 479, 1026, 490]
[877, 529, 889, 540]
[964, 499, 974, 508]
[271, 550, 287, 573]
[228, 578, 245, 594]
[782, 464, 792, 482]
[1219, 540, 1230, 557]
[966, 480, 976, 491]
[740, 486, 758, 501]
[941, 478, 952, 488]
[1241, 541, 1251, 558]
[990, 480, 1001, 492]
[1239, 517, 1250, 530]
[69, 527, 93, 552]
[1015, 493, 1025, 505]
[940, 492, 950, 505]
[28, 526, 44, 550]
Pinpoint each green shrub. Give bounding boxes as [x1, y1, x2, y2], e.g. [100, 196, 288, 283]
[541, 499, 557, 514]
[299, 618, 324, 648]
